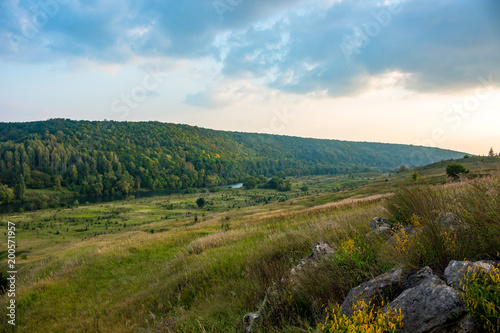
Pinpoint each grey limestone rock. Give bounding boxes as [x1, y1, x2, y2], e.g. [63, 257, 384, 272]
[389, 267, 465, 333]
[341, 266, 403, 316]
[444, 260, 498, 290]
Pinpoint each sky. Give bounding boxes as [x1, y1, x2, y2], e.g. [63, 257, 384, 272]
[0, 0, 499, 155]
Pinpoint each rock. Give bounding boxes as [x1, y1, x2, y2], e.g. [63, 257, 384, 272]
[438, 213, 461, 226]
[290, 241, 335, 275]
[368, 217, 393, 236]
[244, 241, 334, 332]
[449, 314, 478, 333]
[401, 266, 435, 290]
[310, 241, 336, 260]
[243, 309, 264, 333]
[389, 267, 465, 333]
[370, 217, 390, 229]
[444, 260, 498, 290]
[341, 266, 403, 316]
[402, 225, 417, 236]
[438, 213, 469, 231]
[387, 224, 418, 246]
[370, 217, 392, 230]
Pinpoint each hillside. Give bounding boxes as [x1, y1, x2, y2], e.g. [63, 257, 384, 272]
[0, 152, 498, 332]
[0, 119, 465, 198]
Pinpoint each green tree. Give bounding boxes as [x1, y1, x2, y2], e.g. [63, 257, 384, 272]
[243, 177, 257, 189]
[14, 176, 26, 200]
[54, 178, 62, 191]
[446, 163, 469, 180]
[266, 177, 281, 189]
[0, 184, 14, 204]
[411, 171, 419, 182]
[278, 179, 292, 192]
[489, 147, 495, 157]
[196, 197, 206, 208]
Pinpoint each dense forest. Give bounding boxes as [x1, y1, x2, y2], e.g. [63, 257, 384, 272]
[0, 119, 464, 202]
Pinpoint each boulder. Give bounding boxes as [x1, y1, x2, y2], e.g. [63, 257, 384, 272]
[389, 267, 465, 333]
[341, 266, 403, 316]
[290, 241, 335, 275]
[368, 217, 393, 236]
[444, 260, 498, 290]
[370, 217, 390, 229]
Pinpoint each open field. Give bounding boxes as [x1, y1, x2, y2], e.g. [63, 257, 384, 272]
[1, 156, 499, 332]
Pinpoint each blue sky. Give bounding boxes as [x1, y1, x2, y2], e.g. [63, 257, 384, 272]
[0, 0, 499, 154]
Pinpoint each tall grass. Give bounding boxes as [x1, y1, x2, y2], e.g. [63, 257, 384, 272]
[383, 174, 500, 272]
[2, 174, 499, 332]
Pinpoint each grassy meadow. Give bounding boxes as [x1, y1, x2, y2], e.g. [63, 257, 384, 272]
[1, 156, 500, 332]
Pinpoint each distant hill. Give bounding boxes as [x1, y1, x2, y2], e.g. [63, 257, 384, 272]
[0, 119, 465, 195]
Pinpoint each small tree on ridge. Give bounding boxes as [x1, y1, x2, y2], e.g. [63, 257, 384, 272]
[446, 163, 469, 180]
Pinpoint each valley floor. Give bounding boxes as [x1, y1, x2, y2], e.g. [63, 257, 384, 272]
[1, 156, 499, 332]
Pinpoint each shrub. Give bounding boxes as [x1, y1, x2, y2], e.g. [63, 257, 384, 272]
[220, 216, 230, 231]
[446, 163, 469, 180]
[319, 300, 404, 333]
[196, 197, 206, 208]
[411, 171, 419, 182]
[461, 265, 500, 333]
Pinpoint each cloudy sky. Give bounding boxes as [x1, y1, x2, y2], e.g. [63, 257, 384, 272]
[0, 0, 499, 154]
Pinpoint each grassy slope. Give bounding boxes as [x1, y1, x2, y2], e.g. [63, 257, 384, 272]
[0, 157, 499, 332]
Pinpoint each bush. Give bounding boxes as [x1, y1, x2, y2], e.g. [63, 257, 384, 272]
[244, 177, 257, 189]
[446, 163, 469, 180]
[461, 265, 500, 332]
[196, 197, 206, 208]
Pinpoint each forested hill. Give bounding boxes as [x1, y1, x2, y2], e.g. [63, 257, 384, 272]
[0, 119, 464, 195]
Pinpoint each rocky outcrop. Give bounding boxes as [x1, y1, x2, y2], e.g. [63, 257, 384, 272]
[388, 267, 465, 333]
[337, 263, 487, 333]
[444, 260, 498, 290]
[290, 241, 335, 276]
[341, 266, 403, 316]
[369, 217, 393, 235]
[242, 215, 496, 333]
[242, 301, 265, 333]
[243, 241, 335, 333]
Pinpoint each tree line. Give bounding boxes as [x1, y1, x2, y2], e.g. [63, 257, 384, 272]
[0, 119, 464, 203]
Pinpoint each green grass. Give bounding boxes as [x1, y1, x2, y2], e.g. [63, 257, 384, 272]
[1, 159, 499, 332]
